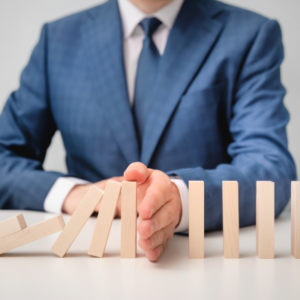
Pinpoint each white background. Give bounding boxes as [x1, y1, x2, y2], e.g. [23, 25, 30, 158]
[0, 0, 299, 175]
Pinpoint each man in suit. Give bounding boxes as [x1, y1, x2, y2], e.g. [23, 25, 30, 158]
[0, 0, 296, 261]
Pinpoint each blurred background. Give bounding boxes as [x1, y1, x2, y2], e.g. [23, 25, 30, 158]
[0, 0, 299, 176]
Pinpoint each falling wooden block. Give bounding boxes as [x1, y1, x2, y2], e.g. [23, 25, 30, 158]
[291, 181, 300, 259]
[256, 181, 274, 259]
[0, 214, 27, 239]
[0, 215, 65, 255]
[51, 185, 104, 257]
[189, 181, 204, 259]
[88, 180, 122, 257]
[223, 181, 239, 259]
[121, 181, 137, 258]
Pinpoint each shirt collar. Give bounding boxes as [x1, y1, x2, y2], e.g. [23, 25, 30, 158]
[118, 0, 184, 39]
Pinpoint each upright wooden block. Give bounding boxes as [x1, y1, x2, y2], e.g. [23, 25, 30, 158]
[88, 180, 122, 257]
[0, 215, 65, 255]
[256, 181, 274, 259]
[291, 181, 300, 258]
[51, 185, 104, 257]
[189, 181, 204, 259]
[121, 181, 137, 258]
[222, 181, 239, 259]
[0, 214, 27, 239]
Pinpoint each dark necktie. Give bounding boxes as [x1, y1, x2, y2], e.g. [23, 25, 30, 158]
[133, 17, 162, 144]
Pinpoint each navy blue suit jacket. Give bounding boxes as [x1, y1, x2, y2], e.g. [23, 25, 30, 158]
[0, 0, 296, 231]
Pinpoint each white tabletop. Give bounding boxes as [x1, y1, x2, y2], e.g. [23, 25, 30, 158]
[0, 209, 299, 300]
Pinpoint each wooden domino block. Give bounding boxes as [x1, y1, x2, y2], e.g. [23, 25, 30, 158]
[291, 181, 300, 258]
[88, 180, 122, 257]
[0, 215, 65, 255]
[121, 181, 137, 258]
[51, 185, 104, 257]
[256, 181, 274, 259]
[189, 181, 204, 259]
[0, 214, 27, 239]
[222, 181, 239, 259]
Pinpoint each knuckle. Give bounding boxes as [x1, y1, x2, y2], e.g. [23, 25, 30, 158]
[162, 227, 169, 240]
[154, 170, 169, 185]
[143, 238, 152, 250]
[152, 218, 159, 232]
[152, 230, 164, 248]
[166, 206, 173, 223]
[151, 233, 157, 247]
[152, 189, 164, 203]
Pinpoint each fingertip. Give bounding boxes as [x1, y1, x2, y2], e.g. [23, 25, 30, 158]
[124, 168, 144, 182]
[124, 162, 149, 183]
[146, 248, 160, 262]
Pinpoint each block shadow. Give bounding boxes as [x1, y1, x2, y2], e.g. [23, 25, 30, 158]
[0, 252, 56, 258]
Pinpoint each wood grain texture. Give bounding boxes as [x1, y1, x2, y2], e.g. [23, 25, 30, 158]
[222, 181, 239, 259]
[51, 185, 104, 257]
[88, 180, 122, 257]
[0, 214, 27, 239]
[189, 181, 204, 259]
[0, 215, 65, 255]
[121, 181, 137, 258]
[256, 181, 274, 259]
[291, 181, 300, 258]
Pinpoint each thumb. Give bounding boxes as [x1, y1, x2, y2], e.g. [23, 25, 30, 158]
[124, 162, 152, 184]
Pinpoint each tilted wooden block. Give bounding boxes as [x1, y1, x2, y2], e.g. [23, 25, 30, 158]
[291, 181, 300, 259]
[121, 181, 137, 258]
[256, 181, 274, 259]
[0, 214, 27, 239]
[222, 181, 239, 259]
[88, 180, 122, 257]
[0, 215, 65, 255]
[51, 185, 104, 257]
[189, 181, 204, 259]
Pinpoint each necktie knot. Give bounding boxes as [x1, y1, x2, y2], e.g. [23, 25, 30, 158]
[140, 17, 162, 38]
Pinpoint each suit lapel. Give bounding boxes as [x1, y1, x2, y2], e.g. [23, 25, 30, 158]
[81, 0, 140, 164]
[141, 0, 225, 166]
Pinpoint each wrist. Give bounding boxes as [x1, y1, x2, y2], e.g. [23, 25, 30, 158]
[62, 184, 91, 214]
[171, 181, 182, 228]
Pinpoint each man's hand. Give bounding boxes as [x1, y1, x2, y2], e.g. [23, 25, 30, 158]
[62, 176, 124, 215]
[62, 162, 182, 262]
[124, 162, 182, 262]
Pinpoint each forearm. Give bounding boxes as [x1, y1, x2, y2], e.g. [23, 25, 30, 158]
[168, 152, 296, 232]
[0, 159, 62, 210]
[0, 23, 61, 210]
[44, 177, 90, 213]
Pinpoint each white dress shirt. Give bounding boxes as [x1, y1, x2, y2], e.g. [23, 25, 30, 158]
[44, 0, 189, 233]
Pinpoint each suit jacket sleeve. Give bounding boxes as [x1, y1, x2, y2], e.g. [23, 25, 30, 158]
[168, 20, 297, 232]
[0, 24, 63, 210]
